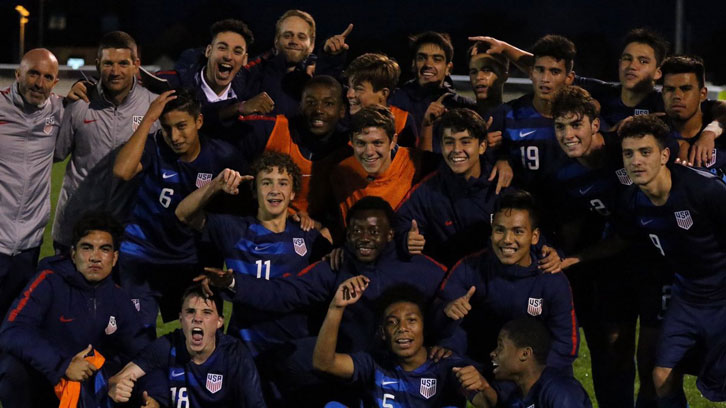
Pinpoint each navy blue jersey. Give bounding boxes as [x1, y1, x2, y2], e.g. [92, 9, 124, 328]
[395, 160, 502, 267]
[230, 244, 447, 353]
[495, 367, 592, 408]
[120, 134, 243, 264]
[614, 165, 726, 304]
[350, 352, 476, 407]
[439, 250, 578, 368]
[489, 94, 568, 190]
[204, 214, 330, 355]
[134, 329, 266, 408]
[575, 76, 663, 132]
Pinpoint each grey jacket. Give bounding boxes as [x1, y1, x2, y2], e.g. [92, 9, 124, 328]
[52, 79, 158, 246]
[0, 83, 64, 254]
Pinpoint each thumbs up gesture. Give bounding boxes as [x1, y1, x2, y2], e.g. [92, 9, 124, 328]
[406, 219, 426, 255]
[444, 286, 476, 320]
[64, 344, 97, 381]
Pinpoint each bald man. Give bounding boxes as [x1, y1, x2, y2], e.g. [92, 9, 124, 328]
[0, 48, 63, 318]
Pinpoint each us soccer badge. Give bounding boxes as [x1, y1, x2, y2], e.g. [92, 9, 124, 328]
[527, 298, 543, 316]
[206, 373, 223, 394]
[674, 210, 693, 230]
[420, 378, 437, 399]
[293, 237, 307, 256]
[196, 173, 213, 189]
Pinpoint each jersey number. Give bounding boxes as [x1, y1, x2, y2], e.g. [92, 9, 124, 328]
[589, 199, 610, 216]
[159, 188, 174, 208]
[382, 393, 395, 408]
[171, 387, 189, 408]
[520, 146, 540, 170]
[658, 285, 672, 320]
[649, 233, 665, 256]
[256, 259, 271, 280]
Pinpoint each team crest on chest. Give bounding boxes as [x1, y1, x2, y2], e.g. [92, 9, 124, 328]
[293, 238, 307, 256]
[132, 115, 144, 131]
[527, 298, 543, 316]
[196, 173, 213, 188]
[420, 378, 437, 399]
[674, 210, 693, 230]
[131, 298, 141, 312]
[615, 168, 633, 185]
[206, 373, 223, 394]
[705, 149, 717, 168]
[105, 316, 117, 335]
[43, 117, 56, 135]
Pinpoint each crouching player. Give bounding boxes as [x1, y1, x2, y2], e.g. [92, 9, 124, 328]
[487, 318, 592, 408]
[313, 279, 494, 407]
[107, 285, 266, 407]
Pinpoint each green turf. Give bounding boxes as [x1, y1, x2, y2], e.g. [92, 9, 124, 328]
[34, 159, 725, 407]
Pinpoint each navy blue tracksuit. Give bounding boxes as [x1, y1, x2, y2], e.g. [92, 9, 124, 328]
[0, 256, 149, 407]
[395, 160, 502, 267]
[439, 250, 579, 370]
[495, 367, 593, 408]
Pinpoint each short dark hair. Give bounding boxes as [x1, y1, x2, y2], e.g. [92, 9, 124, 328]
[162, 88, 201, 118]
[72, 211, 123, 250]
[97, 31, 138, 60]
[181, 284, 224, 318]
[275, 10, 316, 44]
[494, 190, 540, 229]
[410, 31, 454, 63]
[531, 35, 576, 73]
[346, 196, 395, 228]
[350, 105, 396, 141]
[250, 151, 303, 193]
[303, 75, 344, 105]
[552, 86, 600, 122]
[210, 18, 254, 46]
[344, 53, 401, 93]
[618, 114, 670, 149]
[376, 284, 427, 325]
[622, 28, 669, 66]
[661, 55, 706, 89]
[468, 41, 509, 77]
[501, 318, 551, 366]
[439, 108, 488, 142]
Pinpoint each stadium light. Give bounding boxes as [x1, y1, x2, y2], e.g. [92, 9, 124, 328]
[15, 5, 30, 61]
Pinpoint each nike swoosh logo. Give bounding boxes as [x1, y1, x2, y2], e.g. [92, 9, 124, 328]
[579, 186, 594, 195]
[59, 315, 74, 323]
[162, 172, 176, 179]
[171, 370, 185, 377]
[640, 219, 653, 226]
[382, 380, 398, 385]
[83, 119, 97, 124]
[519, 130, 536, 138]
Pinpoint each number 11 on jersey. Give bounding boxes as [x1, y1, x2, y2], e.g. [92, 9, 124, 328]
[256, 260, 271, 280]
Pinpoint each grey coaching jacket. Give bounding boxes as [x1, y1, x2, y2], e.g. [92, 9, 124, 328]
[52, 79, 158, 247]
[0, 83, 64, 255]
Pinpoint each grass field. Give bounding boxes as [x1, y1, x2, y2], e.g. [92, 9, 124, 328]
[37, 159, 724, 407]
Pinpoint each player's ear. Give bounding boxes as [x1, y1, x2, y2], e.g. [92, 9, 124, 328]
[565, 69, 575, 85]
[195, 113, 204, 130]
[112, 250, 119, 268]
[446, 61, 453, 77]
[520, 346, 532, 362]
[205, 44, 212, 59]
[478, 138, 487, 155]
[531, 227, 540, 246]
[700, 86, 707, 102]
[390, 133, 398, 150]
[654, 66, 662, 81]
[661, 146, 670, 166]
[380, 87, 391, 100]
[216, 316, 224, 329]
[591, 117, 600, 134]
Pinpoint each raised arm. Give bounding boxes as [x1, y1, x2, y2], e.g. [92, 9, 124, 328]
[175, 169, 253, 230]
[468, 36, 533, 75]
[113, 90, 176, 180]
[312, 275, 370, 379]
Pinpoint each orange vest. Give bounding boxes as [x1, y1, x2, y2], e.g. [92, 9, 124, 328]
[264, 115, 313, 213]
[390, 105, 408, 136]
[54, 350, 105, 408]
[332, 147, 419, 223]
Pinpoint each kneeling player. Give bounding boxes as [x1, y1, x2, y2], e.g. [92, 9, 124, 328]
[487, 318, 592, 408]
[107, 285, 266, 407]
[313, 280, 492, 407]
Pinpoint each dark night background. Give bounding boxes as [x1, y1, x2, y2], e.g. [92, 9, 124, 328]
[2, 0, 726, 84]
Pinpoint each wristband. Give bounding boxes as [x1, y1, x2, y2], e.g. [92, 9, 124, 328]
[704, 121, 723, 137]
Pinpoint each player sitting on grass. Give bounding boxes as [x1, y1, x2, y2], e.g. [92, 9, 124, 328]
[313, 280, 494, 407]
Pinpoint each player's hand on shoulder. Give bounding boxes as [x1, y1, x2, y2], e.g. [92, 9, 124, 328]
[538, 245, 562, 273]
[66, 80, 92, 103]
[239, 92, 275, 115]
[444, 286, 476, 320]
[489, 159, 513, 194]
[406, 219, 426, 255]
[65, 344, 98, 382]
[323, 23, 353, 55]
[214, 169, 253, 195]
[428, 345, 453, 362]
[324, 247, 345, 270]
[197, 267, 235, 294]
[560, 256, 581, 271]
[291, 211, 322, 231]
[332, 275, 370, 308]
[689, 130, 716, 168]
[485, 116, 502, 149]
